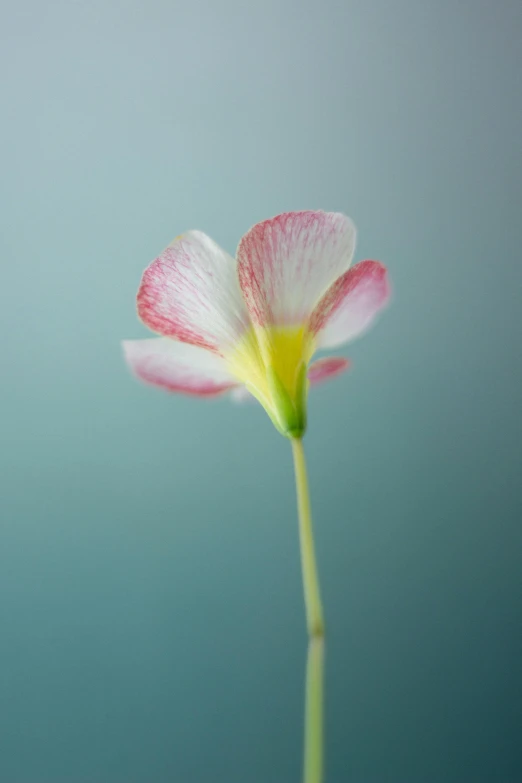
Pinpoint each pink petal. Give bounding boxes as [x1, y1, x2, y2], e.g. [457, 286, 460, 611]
[237, 211, 356, 327]
[123, 338, 239, 397]
[310, 260, 390, 349]
[137, 231, 250, 352]
[308, 357, 350, 385]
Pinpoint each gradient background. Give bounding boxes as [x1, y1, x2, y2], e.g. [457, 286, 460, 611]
[1, 1, 521, 782]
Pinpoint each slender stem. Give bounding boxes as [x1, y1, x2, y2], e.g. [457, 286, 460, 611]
[291, 437, 325, 783]
[292, 438, 325, 637]
[304, 636, 324, 783]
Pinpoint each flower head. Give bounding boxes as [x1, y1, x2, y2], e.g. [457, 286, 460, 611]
[123, 211, 390, 437]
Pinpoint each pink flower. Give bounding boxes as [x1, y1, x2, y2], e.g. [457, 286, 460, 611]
[123, 211, 390, 437]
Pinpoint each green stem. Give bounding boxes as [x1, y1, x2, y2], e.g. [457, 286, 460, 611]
[304, 636, 324, 783]
[291, 438, 325, 783]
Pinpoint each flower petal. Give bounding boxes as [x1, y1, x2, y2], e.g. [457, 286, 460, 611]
[123, 338, 239, 396]
[230, 386, 255, 403]
[307, 357, 350, 385]
[237, 211, 356, 327]
[137, 231, 250, 352]
[310, 260, 390, 349]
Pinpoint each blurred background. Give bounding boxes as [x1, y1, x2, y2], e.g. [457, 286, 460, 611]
[1, 1, 521, 781]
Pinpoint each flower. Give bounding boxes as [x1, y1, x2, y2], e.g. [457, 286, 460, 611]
[123, 210, 390, 437]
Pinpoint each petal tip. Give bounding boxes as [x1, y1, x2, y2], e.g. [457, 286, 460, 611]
[308, 356, 351, 385]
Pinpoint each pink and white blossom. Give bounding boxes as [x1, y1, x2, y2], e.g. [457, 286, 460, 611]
[123, 211, 390, 436]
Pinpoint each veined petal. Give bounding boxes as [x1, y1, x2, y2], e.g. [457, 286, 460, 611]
[123, 338, 238, 396]
[237, 211, 356, 327]
[310, 260, 390, 349]
[308, 356, 350, 385]
[137, 231, 250, 352]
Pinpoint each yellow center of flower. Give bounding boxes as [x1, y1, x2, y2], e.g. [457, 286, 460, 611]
[226, 325, 316, 437]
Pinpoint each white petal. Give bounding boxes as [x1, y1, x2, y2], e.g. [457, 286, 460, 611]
[230, 386, 255, 404]
[123, 338, 239, 396]
[237, 211, 356, 327]
[137, 231, 250, 352]
[313, 260, 390, 349]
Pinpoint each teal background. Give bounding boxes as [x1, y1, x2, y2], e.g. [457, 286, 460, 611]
[1, 1, 521, 782]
